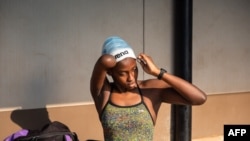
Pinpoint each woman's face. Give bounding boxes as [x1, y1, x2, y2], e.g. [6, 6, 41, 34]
[111, 58, 138, 91]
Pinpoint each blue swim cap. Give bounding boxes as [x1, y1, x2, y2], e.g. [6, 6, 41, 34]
[102, 36, 136, 62]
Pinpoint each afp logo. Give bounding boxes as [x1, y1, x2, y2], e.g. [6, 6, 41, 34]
[114, 50, 129, 59]
[224, 125, 250, 141]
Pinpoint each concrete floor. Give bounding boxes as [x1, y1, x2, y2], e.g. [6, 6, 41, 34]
[193, 136, 223, 141]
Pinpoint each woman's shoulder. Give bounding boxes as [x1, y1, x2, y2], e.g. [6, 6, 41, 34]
[137, 79, 169, 89]
[137, 80, 164, 103]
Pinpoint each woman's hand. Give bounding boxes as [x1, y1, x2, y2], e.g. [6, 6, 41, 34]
[137, 53, 160, 77]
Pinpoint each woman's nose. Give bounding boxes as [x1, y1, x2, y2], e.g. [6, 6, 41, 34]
[127, 72, 134, 81]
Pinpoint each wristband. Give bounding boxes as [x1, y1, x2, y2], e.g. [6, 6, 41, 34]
[157, 68, 167, 80]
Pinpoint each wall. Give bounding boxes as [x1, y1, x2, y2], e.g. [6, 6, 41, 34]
[0, 0, 145, 109]
[193, 0, 250, 94]
[193, 92, 250, 139]
[1, 0, 250, 140]
[1, 92, 250, 140]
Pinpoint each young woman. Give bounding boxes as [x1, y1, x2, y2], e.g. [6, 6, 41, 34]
[90, 36, 206, 141]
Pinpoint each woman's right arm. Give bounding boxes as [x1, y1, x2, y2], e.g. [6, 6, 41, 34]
[90, 54, 116, 98]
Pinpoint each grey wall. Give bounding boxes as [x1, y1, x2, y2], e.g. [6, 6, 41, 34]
[0, 0, 249, 110]
[0, 0, 145, 109]
[193, 0, 250, 94]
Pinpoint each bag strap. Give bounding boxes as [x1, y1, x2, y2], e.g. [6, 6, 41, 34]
[16, 131, 78, 141]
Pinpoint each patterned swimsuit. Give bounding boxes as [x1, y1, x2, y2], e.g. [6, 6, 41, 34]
[100, 86, 154, 141]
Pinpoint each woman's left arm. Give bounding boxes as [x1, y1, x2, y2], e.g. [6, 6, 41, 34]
[137, 53, 207, 105]
[159, 72, 207, 105]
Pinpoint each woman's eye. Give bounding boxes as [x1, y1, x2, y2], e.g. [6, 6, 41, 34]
[119, 72, 126, 76]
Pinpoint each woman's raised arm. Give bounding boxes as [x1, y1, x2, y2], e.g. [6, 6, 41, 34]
[90, 54, 116, 97]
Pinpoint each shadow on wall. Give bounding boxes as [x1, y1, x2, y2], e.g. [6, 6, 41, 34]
[10, 108, 51, 130]
[9, 56, 54, 130]
[10, 108, 100, 141]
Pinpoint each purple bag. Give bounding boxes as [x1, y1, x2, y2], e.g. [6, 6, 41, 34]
[4, 129, 29, 141]
[4, 121, 79, 141]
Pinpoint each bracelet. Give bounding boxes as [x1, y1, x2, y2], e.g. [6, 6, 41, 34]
[157, 68, 167, 80]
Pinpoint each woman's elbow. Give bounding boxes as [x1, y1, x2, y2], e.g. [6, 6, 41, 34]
[192, 93, 207, 105]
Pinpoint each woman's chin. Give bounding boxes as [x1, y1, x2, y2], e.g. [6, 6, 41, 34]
[127, 83, 137, 89]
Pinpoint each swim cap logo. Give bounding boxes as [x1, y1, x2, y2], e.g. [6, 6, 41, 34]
[114, 50, 129, 59]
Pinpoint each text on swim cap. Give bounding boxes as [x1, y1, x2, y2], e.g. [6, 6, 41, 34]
[114, 50, 129, 59]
